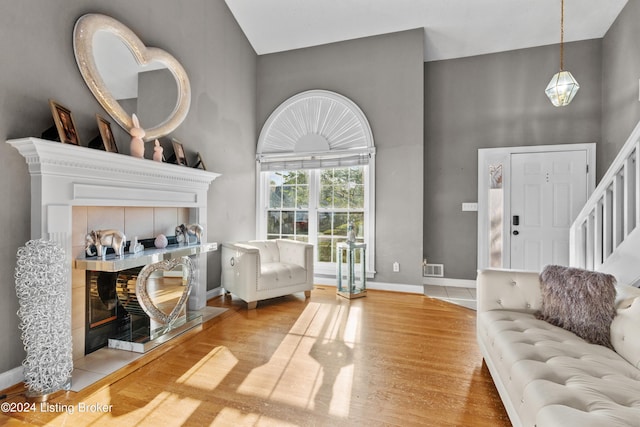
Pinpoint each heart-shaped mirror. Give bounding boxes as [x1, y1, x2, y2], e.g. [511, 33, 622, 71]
[135, 256, 194, 326]
[73, 13, 191, 141]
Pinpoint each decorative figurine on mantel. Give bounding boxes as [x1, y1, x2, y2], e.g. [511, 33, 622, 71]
[85, 229, 126, 259]
[130, 236, 144, 254]
[154, 234, 168, 249]
[175, 223, 203, 245]
[152, 139, 163, 162]
[129, 113, 145, 158]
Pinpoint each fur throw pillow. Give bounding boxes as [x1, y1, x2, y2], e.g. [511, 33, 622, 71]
[535, 265, 617, 348]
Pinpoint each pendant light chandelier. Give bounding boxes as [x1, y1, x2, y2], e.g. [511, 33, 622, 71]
[545, 0, 579, 106]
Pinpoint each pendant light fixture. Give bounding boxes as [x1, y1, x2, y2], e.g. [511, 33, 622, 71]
[545, 0, 579, 106]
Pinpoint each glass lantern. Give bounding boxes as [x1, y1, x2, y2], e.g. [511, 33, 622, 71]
[336, 242, 367, 299]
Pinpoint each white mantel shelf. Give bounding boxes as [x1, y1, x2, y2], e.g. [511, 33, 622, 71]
[75, 242, 218, 272]
[7, 138, 221, 208]
[7, 138, 221, 181]
[7, 137, 221, 238]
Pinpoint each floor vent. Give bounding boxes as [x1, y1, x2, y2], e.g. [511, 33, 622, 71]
[423, 263, 444, 277]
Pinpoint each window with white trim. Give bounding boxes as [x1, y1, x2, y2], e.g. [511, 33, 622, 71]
[266, 170, 310, 241]
[256, 90, 376, 277]
[260, 166, 371, 275]
[317, 167, 365, 262]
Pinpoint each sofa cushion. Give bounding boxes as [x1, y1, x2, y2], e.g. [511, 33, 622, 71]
[536, 265, 617, 348]
[610, 296, 640, 369]
[478, 309, 640, 426]
[258, 262, 307, 291]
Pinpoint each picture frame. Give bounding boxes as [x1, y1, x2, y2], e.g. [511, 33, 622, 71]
[96, 114, 119, 153]
[49, 99, 80, 145]
[171, 138, 188, 166]
[193, 152, 207, 170]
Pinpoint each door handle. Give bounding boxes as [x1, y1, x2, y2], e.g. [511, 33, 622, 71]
[513, 230, 519, 236]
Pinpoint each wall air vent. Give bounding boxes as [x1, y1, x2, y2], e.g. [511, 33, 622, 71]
[423, 263, 444, 277]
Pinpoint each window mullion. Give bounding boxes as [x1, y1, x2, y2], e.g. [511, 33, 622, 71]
[308, 169, 319, 249]
[258, 171, 268, 239]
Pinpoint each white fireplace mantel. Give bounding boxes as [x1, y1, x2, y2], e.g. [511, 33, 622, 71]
[7, 137, 221, 312]
[8, 138, 220, 234]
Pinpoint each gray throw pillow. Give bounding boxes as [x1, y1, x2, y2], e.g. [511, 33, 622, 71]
[535, 265, 617, 348]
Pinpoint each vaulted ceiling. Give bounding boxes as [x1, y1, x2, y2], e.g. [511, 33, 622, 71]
[224, 0, 628, 62]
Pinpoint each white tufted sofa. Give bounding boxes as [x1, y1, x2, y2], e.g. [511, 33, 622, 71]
[477, 268, 640, 427]
[221, 240, 314, 309]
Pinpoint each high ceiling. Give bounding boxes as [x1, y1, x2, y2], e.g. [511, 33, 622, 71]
[224, 0, 628, 62]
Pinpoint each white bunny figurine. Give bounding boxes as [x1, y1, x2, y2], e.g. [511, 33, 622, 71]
[129, 113, 145, 158]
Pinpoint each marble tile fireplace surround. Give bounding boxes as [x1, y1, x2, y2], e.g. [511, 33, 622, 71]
[7, 138, 220, 362]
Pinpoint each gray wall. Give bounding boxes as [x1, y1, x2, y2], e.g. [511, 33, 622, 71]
[137, 68, 177, 133]
[257, 29, 425, 286]
[0, 0, 256, 374]
[601, 0, 640, 180]
[424, 40, 603, 280]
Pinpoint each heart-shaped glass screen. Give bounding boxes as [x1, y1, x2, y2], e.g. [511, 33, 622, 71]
[135, 257, 194, 326]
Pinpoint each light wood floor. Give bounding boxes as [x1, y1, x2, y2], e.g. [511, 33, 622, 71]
[1, 286, 510, 426]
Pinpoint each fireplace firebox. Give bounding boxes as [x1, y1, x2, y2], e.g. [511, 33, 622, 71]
[85, 267, 151, 354]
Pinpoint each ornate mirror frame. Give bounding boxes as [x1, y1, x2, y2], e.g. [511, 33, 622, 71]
[73, 13, 191, 141]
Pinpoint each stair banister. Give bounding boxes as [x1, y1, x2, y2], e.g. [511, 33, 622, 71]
[570, 119, 640, 286]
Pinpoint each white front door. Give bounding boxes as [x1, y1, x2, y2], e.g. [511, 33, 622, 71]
[510, 151, 588, 270]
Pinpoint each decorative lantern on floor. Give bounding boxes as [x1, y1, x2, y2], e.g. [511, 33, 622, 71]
[15, 239, 73, 400]
[336, 242, 367, 299]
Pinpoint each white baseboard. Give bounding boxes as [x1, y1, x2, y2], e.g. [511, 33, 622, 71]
[314, 276, 338, 286]
[368, 282, 424, 294]
[423, 277, 476, 288]
[207, 287, 225, 300]
[0, 366, 23, 391]
[314, 276, 424, 294]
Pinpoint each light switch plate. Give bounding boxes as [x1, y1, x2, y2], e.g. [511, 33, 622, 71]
[462, 202, 478, 211]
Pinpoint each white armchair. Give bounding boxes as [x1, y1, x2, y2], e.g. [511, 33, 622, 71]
[221, 239, 314, 309]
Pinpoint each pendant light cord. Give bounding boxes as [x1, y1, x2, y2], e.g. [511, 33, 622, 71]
[560, 0, 565, 71]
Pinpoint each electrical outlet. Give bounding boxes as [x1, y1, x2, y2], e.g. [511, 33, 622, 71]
[462, 202, 478, 211]
[393, 262, 400, 272]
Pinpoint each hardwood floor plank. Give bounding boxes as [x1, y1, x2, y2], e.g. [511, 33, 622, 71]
[1, 286, 509, 426]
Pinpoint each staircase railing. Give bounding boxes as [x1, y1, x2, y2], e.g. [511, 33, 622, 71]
[570, 120, 640, 286]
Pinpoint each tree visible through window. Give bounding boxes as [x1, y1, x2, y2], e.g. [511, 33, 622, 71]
[265, 167, 366, 266]
[317, 167, 364, 262]
[267, 170, 309, 241]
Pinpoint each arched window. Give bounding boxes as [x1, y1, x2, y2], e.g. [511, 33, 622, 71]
[256, 90, 376, 276]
